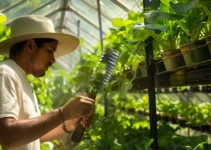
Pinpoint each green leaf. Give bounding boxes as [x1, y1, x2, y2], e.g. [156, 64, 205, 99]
[40, 142, 52, 150]
[128, 11, 139, 21]
[112, 18, 123, 28]
[95, 140, 109, 149]
[0, 13, 7, 24]
[118, 50, 130, 64]
[144, 139, 154, 148]
[170, 0, 199, 14]
[134, 23, 165, 33]
[161, 0, 170, 7]
[133, 23, 165, 41]
[199, 0, 211, 9]
[0, 23, 6, 38]
[144, 10, 183, 24]
[120, 79, 133, 98]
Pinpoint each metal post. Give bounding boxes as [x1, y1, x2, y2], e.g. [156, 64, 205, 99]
[143, 0, 158, 149]
[104, 90, 108, 117]
[97, 0, 108, 116]
[97, 0, 104, 54]
[146, 37, 158, 150]
[77, 20, 82, 54]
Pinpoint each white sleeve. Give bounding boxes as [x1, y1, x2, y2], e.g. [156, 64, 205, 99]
[0, 73, 20, 120]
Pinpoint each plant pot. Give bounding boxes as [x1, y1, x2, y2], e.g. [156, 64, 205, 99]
[201, 85, 211, 93]
[161, 49, 186, 71]
[154, 58, 166, 73]
[180, 40, 211, 67]
[188, 86, 200, 92]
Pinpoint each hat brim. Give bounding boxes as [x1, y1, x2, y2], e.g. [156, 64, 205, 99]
[0, 32, 80, 57]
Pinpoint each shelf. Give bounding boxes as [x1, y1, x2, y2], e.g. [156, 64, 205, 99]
[132, 60, 211, 91]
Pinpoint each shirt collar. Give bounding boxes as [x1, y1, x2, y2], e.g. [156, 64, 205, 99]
[6, 59, 27, 77]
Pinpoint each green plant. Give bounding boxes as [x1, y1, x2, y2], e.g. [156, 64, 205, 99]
[79, 107, 153, 150]
[197, 1, 211, 37]
[170, 0, 206, 42]
[105, 11, 146, 67]
[0, 13, 10, 42]
[143, 0, 185, 51]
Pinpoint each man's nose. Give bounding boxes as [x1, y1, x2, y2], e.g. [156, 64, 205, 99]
[50, 54, 56, 64]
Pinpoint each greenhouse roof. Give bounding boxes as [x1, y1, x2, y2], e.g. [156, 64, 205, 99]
[0, 0, 142, 71]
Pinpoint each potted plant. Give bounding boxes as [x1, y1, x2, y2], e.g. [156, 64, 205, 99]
[108, 11, 167, 78]
[170, 1, 211, 67]
[144, 9, 186, 71]
[198, 1, 211, 54]
[133, 22, 168, 74]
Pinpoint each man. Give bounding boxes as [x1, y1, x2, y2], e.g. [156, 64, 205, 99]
[0, 15, 95, 150]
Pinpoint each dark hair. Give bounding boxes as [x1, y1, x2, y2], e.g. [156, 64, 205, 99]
[9, 38, 57, 58]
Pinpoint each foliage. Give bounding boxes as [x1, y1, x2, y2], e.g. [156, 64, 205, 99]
[0, 13, 10, 42]
[170, 0, 207, 41]
[78, 100, 211, 150]
[170, 0, 200, 14]
[40, 142, 53, 150]
[79, 106, 153, 150]
[143, 3, 184, 51]
[109, 92, 211, 125]
[27, 68, 56, 114]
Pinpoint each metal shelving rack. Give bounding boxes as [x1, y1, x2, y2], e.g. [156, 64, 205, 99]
[140, 1, 211, 149]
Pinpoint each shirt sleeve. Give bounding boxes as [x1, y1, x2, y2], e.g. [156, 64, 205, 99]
[0, 73, 20, 120]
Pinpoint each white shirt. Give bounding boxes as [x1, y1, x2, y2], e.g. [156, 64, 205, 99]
[0, 59, 40, 150]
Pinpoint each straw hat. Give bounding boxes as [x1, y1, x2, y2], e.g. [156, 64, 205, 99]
[0, 15, 79, 57]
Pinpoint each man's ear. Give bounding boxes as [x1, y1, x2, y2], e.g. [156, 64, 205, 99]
[26, 39, 36, 52]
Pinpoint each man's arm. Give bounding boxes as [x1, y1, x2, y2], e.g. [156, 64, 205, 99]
[40, 119, 78, 142]
[40, 115, 94, 142]
[0, 96, 94, 149]
[0, 109, 62, 149]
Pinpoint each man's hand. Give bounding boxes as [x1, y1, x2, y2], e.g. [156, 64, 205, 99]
[63, 106, 95, 131]
[80, 107, 95, 128]
[61, 95, 95, 121]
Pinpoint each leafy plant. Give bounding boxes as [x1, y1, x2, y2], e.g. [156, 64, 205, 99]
[79, 107, 152, 150]
[0, 13, 10, 42]
[197, 1, 211, 37]
[143, 0, 185, 51]
[170, 1, 206, 42]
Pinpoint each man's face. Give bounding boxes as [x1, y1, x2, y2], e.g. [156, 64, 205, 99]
[29, 40, 58, 77]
